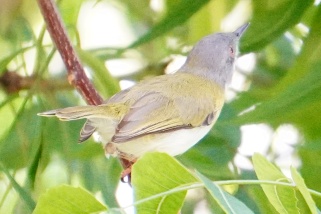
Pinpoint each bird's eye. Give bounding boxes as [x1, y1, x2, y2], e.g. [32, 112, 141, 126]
[229, 46, 234, 57]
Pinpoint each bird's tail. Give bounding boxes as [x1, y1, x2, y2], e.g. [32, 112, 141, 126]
[37, 105, 105, 121]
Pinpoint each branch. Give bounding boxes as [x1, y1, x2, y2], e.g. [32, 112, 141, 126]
[37, 0, 132, 180]
[0, 71, 72, 94]
[37, 0, 103, 105]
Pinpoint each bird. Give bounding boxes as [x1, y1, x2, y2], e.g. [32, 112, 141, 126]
[38, 23, 249, 175]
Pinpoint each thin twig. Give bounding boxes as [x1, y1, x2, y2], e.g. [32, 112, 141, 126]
[37, 0, 132, 178]
[120, 179, 321, 210]
[37, 0, 103, 105]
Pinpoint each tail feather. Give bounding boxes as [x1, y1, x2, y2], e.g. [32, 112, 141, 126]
[37, 106, 103, 121]
[79, 121, 96, 143]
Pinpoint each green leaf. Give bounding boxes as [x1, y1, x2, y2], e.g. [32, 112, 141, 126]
[38, 93, 103, 160]
[234, 62, 321, 128]
[299, 140, 321, 206]
[1, 166, 36, 211]
[179, 104, 240, 179]
[274, 184, 300, 214]
[246, 185, 278, 214]
[273, 5, 321, 91]
[0, 46, 34, 73]
[196, 171, 254, 214]
[179, 139, 234, 179]
[0, 97, 40, 169]
[131, 152, 197, 214]
[186, 1, 227, 43]
[60, 0, 83, 28]
[27, 136, 43, 189]
[33, 185, 107, 214]
[230, 35, 296, 114]
[240, 0, 313, 52]
[77, 49, 120, 98]
[233, 6, 321, 131]
[128, 0, 210, 48]
[80, 158, 121, 208]
[291, 167, 318, 214]
[252, 153, 299, 213]
[5, 16, 35, 43]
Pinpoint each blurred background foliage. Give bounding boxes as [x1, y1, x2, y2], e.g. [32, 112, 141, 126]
[1, 0, 321, 213]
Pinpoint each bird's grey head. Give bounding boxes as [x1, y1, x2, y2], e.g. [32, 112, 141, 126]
[179, 23, 249, 88]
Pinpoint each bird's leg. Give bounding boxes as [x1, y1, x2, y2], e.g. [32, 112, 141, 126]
[119, 158, 137, 184]
[120, 166, 132, 183]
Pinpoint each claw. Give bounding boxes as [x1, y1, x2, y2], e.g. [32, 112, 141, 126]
[121, 167, 132, 183]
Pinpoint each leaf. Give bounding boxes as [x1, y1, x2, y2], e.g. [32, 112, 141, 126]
[6, 16, 35, 43]
[179, 104, 240, 179]
[60, 0, 83, 28]
[80, 158, 121, 208]
[131, 152, 197, 214]
[186, 1, 233, 43]
[240, 0, 313, 52]
[1, 166, 36, 211]
[179, 139, 234, 179]
[77, 49, 120, 98]
[291, 167, 318, 214]
[128, 0, 210, 48]
[234, 62, 321, 128]
[0, 46, 34, 73]
[33, 185, 107, 214]
[0, 97, 39, 169]
[274, 184, 300, 214]
[299, 141, 321, 206]
[38, 92, 104, 159]
[233, 6, 321, 130]
[273, 5, 321, 91]
[196, 171, 254, 214]
[230, 35, 296, 114]
[252, 153, 299, 213]
[27, 136, 43, 189]
[246, 185, 278, 214]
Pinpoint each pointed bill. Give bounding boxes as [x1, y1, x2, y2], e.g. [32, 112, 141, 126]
[234, 23, 250, 38]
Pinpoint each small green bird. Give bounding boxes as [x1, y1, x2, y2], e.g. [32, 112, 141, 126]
[38, 23, 248, 165]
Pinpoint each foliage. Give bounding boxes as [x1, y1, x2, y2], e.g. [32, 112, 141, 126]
[32, 153, 321, 213]
[1, 0, 321, 213]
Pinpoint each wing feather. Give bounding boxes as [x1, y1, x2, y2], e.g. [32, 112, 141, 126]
[112, 93, 216, 143]
[110, 73, 225, 143]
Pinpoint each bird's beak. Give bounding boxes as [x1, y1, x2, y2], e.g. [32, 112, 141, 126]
[234, 23, 249, 38]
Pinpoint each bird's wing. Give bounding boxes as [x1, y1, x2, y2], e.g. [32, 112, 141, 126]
[79, 88, 132, 143]
[112, 87, 221, 143]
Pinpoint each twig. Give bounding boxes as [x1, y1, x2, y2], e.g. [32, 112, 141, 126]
[37, 0, 103, 105]
[37, 0, 132, 180]
[0, 71, 73, 94]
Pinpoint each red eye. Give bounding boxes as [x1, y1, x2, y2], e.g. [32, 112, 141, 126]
[229, 46, 234, 57]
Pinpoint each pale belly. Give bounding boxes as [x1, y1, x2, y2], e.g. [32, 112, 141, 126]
[92, 117, 215, 161]
[113, 124, 214, 160]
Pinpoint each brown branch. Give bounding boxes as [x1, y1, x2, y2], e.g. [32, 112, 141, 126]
[0, 71, 72, 94]
[37, 0, 132, 180]
[37, 0, 103, 105]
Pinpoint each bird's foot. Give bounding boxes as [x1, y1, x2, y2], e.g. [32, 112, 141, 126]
[121, 167, 132, 183]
